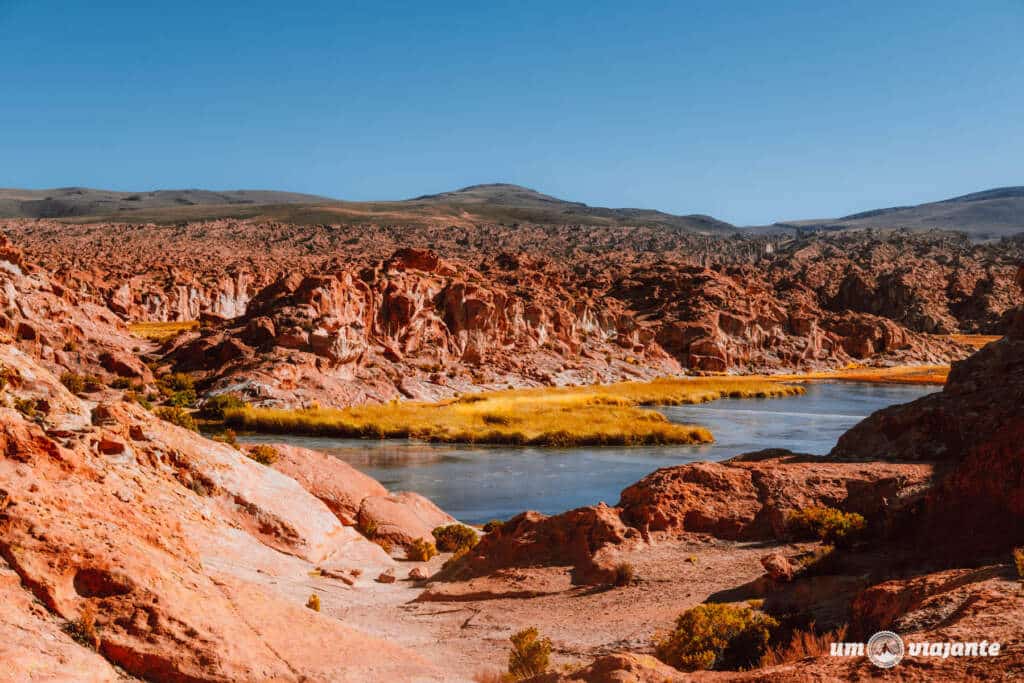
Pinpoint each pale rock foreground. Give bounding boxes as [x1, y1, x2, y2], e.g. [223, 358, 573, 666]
[0, 344, 453, 682]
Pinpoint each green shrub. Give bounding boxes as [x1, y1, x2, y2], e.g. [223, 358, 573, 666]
[155, 406, 197, 431]
[507, 627, 551, 679]
[306, 594, 321, 612]
[198, 393, 248, 420]
[483, 519, 504, 534]
[158, 373, 196, 406]
[654, 603, 779, 671]
[613, 562, 635, 587]
[246, 444, 279, 465]
[407, 538, 438, 562]
[433, 524, 479, 553]
[787, 507, 867, 547]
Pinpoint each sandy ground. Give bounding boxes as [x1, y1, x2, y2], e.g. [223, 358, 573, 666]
[217, 534, 800, 681]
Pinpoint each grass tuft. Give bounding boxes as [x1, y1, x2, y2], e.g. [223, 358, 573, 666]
[759, 622, 847, 667]
[246, 444, 280, 466]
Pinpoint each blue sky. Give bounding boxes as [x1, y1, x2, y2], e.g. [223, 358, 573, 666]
[1, 1, 1021, 225]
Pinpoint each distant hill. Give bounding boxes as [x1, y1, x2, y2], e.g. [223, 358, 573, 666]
[0, 187, 333, 220]
[0, 183, 737, 234]
[774, 186, 1024, 239]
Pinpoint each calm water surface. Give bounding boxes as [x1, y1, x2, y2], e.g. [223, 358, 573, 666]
[239, 382, 934, 524]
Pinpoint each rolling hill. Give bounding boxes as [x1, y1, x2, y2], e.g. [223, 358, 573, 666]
[0, 183, 737, 234]
[774, 186, 1024, 239]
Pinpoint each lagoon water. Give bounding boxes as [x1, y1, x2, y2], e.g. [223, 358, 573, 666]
[239, 382, 935, 524]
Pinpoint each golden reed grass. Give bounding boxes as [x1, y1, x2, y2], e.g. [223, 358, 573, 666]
[225, 377, 803, 447]
[128, 321, 199, 342]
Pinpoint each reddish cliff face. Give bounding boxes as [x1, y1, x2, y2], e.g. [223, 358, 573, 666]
[0, 236, 152, 384]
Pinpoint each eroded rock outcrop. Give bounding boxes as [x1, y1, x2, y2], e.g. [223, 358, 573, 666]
[0, 346, 449, 681]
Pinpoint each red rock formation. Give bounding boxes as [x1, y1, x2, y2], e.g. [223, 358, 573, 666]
[0, 345, 451, 680]
[0, 236, 151, 383]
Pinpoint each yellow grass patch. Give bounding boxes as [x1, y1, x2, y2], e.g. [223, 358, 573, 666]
[948, 334, 1003, 349]
[774, 365, 950, 385]
[128, 321, 199, 342]
[225, 377, 803, 447]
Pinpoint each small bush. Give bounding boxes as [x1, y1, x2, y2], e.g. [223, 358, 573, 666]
[407, 538, 438, 562]
[64, 604, 100, 649]
[433, 524, 479, 553]
[613, 562, 635, 587]
[306, 594, 321, 612]
[508, 627, 551, 680]
[158, 373, 196, 407]
[359, 518, 378, 538]
[59, 372, 86, 394]
[1014, 547, 1024, 579]
[155, 406, 197, 431]
[483, 519, 504, 534]
[199, 393, 248, 420]
[109, 377, 135, 390]
[0, 362, 15, 389]
[787, 507, 867, 547]
[13, 398, 40, 419]
[213, 428, 239, 448]
[246, 444, 279, 466]
[125, 391, 153, 410]
[654, 603, 779, 671]
[374, 537, 393, 554]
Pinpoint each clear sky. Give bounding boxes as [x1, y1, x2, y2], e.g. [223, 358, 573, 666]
[1, 1, 1021, 225]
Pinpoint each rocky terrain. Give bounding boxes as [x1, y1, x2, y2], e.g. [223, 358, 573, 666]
[2, 216, 1019, 407]
[0, 226, 1021, 680]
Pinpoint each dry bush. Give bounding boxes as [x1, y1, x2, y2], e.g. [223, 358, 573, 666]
[508, 627, 552, 680]
[64, 603, 100, 649]
[787, 507, 866, 547]
[246, 444, 279, 465]
[155, 405, 198, 431]
[613, 561, 635, 586]
[433, 524, 479, 553]
[759, 622, 847, 667]
[306, 594, 321, 612]
[213, 428, 239, 448]
[654, 603, 778, 671]
[483, 519, 504, 534]
[1014, 547, 1024, 579]
[407, 538, 438, 562]
[199, 393, 248, 420]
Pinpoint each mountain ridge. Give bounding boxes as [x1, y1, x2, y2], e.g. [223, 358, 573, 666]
[1, 182, 1022, 238]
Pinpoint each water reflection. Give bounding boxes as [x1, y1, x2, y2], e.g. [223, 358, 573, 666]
[239, 382, 935, 524]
